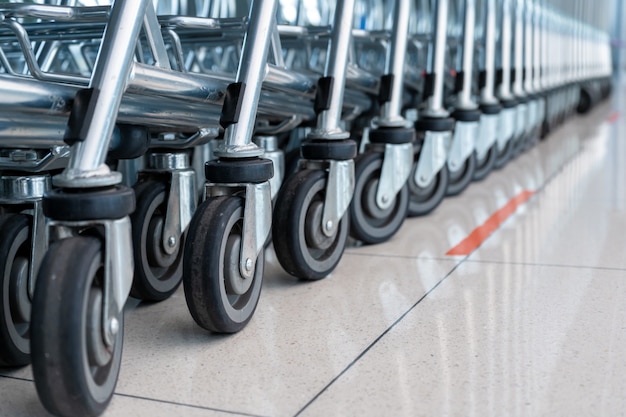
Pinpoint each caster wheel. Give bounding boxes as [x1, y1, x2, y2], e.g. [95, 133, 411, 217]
[472, 146, 497, 182]
[31, 237, 123, 417]
[0, 214, 31, 367]
[446, 152, 476, 197]
[511, 134, 526, 158]
[407, 154, 449, 217]
[183, 196, 263, 333]
[349, 152, 409, 244]
[523, 129, 539, 151]
[273, 169, 349, 280]
[130, 180, 183, 301]
[494, 138, 514, 169]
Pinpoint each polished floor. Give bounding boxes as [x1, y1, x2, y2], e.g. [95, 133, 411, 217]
[2, 95, 626, 417]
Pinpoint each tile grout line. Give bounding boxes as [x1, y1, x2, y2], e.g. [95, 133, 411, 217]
[113, 393, 271, 417]
[292, 257, 469, 417]
[0, 374, 271, 417]
[464, 258, 626, 272]
[0, 374, 32, 383]
[344, 251, 456, 262]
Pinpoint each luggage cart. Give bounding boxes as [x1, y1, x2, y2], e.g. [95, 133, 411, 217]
[493, 0, 517, 168]
[348, 0, 414, 244]
[272, 0, 359, 280]
[407, 0, 454, 215]
[0, 0, 232, 371]
[445, 0, 481, 196]
[511, 0, 530, 156]
[0, 0, 320, 415]
[472, 0, 501, 181]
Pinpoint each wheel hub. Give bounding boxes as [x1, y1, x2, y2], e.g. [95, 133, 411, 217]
[147, 216, 178, 268]
[364, 178, 394, 219]
[305, 200, 335, 251]
[9, 257, 30, 324]
[409, 167, 437, 200]
[86, 288, 112, 368]
[224, 234, 252, 296]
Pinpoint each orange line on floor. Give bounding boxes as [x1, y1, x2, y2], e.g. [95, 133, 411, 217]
[608, 112, 620, 124]
[446, 190, 536, 256]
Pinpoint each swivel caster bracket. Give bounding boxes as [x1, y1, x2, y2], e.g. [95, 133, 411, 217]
[321, 160, 354, 238]
[447, 121, 477, 172]
[475, 114, 499, 161]
[376, 143, 413, 211]
[206, 182, 271, 279]
[28, 201, 48, 300]
[162, 169, 197, 255]
[47, 216, 133, 348]
[497, 108, 516, 152]
[415, 130, 451, 188]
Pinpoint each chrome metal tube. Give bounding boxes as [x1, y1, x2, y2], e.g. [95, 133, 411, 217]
[532, 0, 541, 93]
[512, 0, 525, 97]
[312, 0, 356, 137]
[523, 0, 534, 94]
[380, 0, 410, 123]
[480, 0, 497, 103]
[219, 0, 278, 157]
[498, 0, 514, 100]
[458, 0, 477, 109]
[62, 0, 150, 184]
[424, 0, 449, 115]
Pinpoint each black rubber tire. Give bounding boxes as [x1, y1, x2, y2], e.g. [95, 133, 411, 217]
[31, 237, 123, 417]
[0, 214, 31, 367]
[273, 169, 349, 280]
[494, 136, 515, 169]
[183, 196, 263, 333]
[446, 152, 476, 197]
[472, 146, 497, 182]
[407, 154, 449, 217]
[130, 180, 183, 301]
[349, 152, 409, 244]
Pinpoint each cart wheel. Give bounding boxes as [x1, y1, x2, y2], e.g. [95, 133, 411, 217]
[130, 180, 183, 301]
[0, 214, 31, 367]
[31, 237, 123, 417]
[183, 196, 263, 333]
[494, 138, 514, 169]
[523, 128, 539, 151]
[349, 152, 408, 244]
[446, 152, 476, 197]
[510, 134, 525, 158]
[273, 169, 349, 280]
[407, 153, 449, 217]
[472, 146, 497, 182]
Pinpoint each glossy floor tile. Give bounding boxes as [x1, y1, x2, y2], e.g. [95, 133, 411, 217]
[299, 261, 626, 417]
[1, 97, 624, 417]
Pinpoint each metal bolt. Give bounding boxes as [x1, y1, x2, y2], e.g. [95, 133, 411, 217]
[325, 220, 333, 231]
[245, 258, 253, 271]
[420, 176, 427, 183]
[109, 317, 119, 336]
[167, 236, 176, 248]
[382, 195, 389, 204]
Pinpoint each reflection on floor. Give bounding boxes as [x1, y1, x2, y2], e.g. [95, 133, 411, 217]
[2, 98, 626, 417]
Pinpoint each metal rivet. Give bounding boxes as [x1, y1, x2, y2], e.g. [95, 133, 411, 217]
[325, 220, 333, 231]
[382, 195, 389, 204]
[245, 258, 253, 271]
[167, 236, 176, 247]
